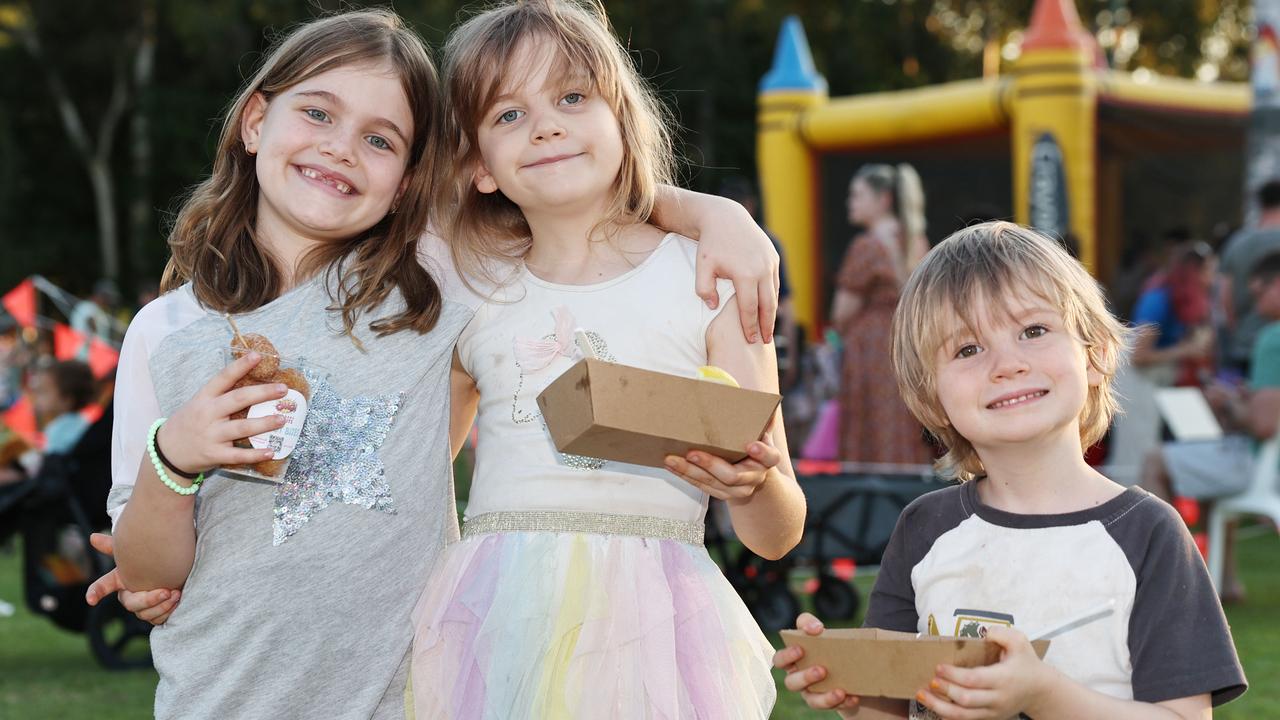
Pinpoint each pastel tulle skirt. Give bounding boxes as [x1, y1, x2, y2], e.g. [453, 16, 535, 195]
[409, 513, 776, 720]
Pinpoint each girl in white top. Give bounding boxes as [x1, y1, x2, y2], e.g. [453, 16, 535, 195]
[409, 1, 805, 718]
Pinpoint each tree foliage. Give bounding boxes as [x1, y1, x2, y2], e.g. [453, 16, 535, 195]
[0, 0, 1250, 301]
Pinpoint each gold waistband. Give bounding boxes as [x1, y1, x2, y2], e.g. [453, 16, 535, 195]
[462, 510, 705, 546]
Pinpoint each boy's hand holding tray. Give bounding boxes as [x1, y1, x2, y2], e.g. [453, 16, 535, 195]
[779, 628, 1051, 701]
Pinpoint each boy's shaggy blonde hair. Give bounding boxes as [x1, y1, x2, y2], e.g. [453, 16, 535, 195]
[891, 221, 1131, 481]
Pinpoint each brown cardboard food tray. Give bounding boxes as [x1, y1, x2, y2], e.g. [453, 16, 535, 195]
[779, 628, 1050, 699]
[535, 359, 780, 468]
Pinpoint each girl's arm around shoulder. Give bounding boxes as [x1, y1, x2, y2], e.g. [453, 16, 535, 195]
[649, 185, 779, 344]
[664, 294, 804, 560]
[448, 349, 479, 461]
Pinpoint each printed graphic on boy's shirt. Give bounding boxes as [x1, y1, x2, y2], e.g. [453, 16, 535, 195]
[271, 371, 404, 545]
[952, 608, 1015, 638]
[910, 610, 1021, 720]
[512, 306, 612, 470]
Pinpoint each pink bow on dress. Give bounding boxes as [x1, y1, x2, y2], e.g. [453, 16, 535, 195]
[514, 306, 578, 371]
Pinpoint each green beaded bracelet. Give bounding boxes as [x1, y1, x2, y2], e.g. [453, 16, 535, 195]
[148, 418, 203, 496]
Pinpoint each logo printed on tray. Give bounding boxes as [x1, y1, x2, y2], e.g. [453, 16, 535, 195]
[247, 389, 308, 459]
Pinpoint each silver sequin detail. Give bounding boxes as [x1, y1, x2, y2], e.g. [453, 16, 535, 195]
[559, 452, 606, 471]
[512, 329, 613, 471]
[463, 510, 704, 546]
[272, 372, 403, 545]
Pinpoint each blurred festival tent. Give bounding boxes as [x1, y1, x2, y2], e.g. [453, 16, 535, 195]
[759, 0, 1250, 336]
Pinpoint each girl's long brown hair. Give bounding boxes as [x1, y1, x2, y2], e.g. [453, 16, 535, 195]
[440, 0, 675, 285]
[162, 9, 444, 338]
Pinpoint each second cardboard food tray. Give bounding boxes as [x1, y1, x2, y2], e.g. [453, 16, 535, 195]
[780, 628, 1050, 699]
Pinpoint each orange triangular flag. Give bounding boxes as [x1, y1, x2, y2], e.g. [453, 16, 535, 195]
[2, 279, 36, 328]
[53, 323, 87, 361]
[80, 403, 104, 425]
[2, 395, 43, 448]
[88, 337, 120, 378]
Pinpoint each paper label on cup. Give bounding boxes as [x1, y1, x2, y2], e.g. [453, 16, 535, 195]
[247, 389, 307, 460]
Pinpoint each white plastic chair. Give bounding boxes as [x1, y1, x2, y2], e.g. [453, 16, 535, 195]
[1206, 429, 1280, 592]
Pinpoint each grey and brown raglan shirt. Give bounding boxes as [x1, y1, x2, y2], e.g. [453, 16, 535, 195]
[864, 481, 1246, 715]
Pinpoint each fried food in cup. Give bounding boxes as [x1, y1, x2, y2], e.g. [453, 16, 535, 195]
[231, 333, 280, 381]
[278, 368, 309, 395]
[224, 333, 311, 479]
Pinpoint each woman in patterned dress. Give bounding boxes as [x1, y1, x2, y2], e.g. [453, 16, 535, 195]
[831, 164, 933, 465]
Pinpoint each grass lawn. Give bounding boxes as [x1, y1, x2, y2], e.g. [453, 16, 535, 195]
[0, 539, 158, 719]
[1, 529, 1275, 718]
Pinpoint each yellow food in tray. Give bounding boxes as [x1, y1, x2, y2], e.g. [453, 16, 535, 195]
[695, 365, 739, 387]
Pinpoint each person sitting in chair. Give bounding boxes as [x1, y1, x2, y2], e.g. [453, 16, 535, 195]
[1142, 250, 1280, 603]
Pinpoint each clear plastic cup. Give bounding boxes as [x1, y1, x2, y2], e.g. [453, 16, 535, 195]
[220, 346, 320, 483]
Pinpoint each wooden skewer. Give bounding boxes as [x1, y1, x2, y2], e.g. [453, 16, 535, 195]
[226, 314, 246, 347]
[573, 329, 597, 360]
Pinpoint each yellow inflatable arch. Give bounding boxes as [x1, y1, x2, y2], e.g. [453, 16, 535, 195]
[759, 0, 1250, 336]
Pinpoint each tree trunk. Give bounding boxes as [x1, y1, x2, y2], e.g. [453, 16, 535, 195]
[87, 158, 120, 280]
[13, 8, 133, 282]
[129, 2, 156, 285]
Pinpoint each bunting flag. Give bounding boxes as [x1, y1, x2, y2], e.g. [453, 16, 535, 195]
[88, 337, 120, 378]
[53, 323, 87, 361]
[2, 279, 36, 328]
[1, 395, 42, 449]
[80, 403, 104, 425]
[50, 323, 119, 378]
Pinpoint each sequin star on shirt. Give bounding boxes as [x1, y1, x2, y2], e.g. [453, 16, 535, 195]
[272, 373, 403, 545]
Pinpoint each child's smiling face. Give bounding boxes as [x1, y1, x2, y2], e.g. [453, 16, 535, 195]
[470, 37, 625, 217]
[242, 62, 414, 246]
[932, 289, 1103, 455]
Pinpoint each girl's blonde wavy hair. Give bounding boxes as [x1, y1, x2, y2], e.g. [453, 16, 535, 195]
[162, 9, 444, 339]
[891, 221, 1131, 481]
[440, 0, 675, 282]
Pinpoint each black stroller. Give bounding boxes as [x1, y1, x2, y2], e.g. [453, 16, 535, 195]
[0, 402, 153, 669]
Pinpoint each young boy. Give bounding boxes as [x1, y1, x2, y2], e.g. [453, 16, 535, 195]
[775, 222, 1246, 719]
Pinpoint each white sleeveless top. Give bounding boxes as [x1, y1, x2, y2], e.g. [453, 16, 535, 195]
[460, 233, 735, 523]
